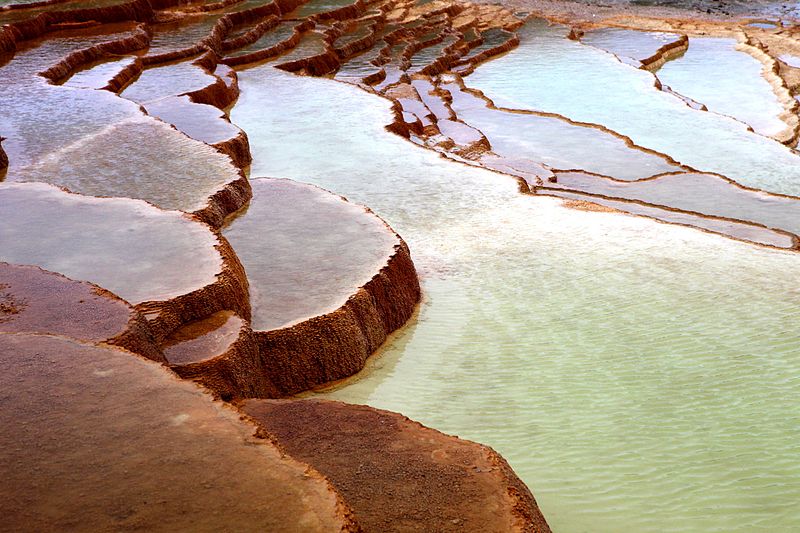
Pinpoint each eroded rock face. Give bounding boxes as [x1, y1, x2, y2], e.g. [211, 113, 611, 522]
[0, 334, 359, 532]
[244, 399, 552, 533]
[164, 310, 282, 400]
[0, 136, 7, 175]
[223, 178, 421, 396]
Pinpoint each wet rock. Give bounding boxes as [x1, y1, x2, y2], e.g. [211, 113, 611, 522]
[0, 136, 7, 174]
[0, 262, 162, 361]
[244, 399, 552, 533]
[223, 178, 421, 396]
[0, 334, 359, 532]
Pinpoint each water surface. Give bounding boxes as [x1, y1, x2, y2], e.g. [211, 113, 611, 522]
[657, 37, 786, 136]
[231, 65, 800, 533]
[467, 20, 800, 196]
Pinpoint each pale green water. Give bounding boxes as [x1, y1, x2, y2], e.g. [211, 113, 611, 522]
[232, 65, 800, 532]
[443, 79, 679, 179]
[657, 37, 786, 136]
[467, 20, 800, 197]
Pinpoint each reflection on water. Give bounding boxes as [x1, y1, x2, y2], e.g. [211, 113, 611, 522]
[232, 65, 800, 533]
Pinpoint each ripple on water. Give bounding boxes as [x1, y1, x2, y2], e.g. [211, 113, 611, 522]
[231, 66, 800, 533]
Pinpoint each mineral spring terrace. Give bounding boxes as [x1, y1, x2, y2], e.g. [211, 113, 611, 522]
[1, 0, 799, 530]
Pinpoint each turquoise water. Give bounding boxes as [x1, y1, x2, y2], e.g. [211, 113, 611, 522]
[467, 20, 800, 197]
[231, 65, 800, 533]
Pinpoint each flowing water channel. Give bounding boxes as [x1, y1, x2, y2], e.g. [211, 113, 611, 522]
[231, 65, 800, 533]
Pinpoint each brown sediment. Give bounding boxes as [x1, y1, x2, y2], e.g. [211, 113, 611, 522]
[182, 51, 241, 108]
[140, 0, 304, 68]
[255, 238, 419, 396]
[362, 65, 387, 84]
[334, 16, 384, 59]
[190, 166, 253, 227]
[0, 333, 361, 532]
[0, 0, 157, 56]
[0, 136, 7, 175]
[165, 311, 282, 400]
[177, 0, 246, 14]
[105, 55, 144, 91]
[243, 399, 552, 533]
[136, 232, 250, 343]
[415, 34, 464, 76]
[0, 262, 163, 361]
[562, 198, 622, 212]
[211, 126, 252, 169]
[302, 0, 367, 23]
[221, 14, 281, 51]
[274, 45, 342, 75]
[453, 29, 520, 74]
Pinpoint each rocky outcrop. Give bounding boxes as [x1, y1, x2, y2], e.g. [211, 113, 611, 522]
[452, 30, 520, 75]
[189, 167, 252, 223]
[244, 399, 553, 533]
[0, 0, 156, 55]
[333, 18, 384, 59]
[255, 239, 419, 395]
[639, 33, 689, 70]
[275, 47, 342, 75]
[211, 127, 252, 169]
[164, 312, 282, 400]
[221, 14, 281, 51]
[221, 19, 314, 66]
[137, 233, 250, 343]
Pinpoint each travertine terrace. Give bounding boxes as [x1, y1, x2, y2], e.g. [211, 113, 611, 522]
[2, 0, 800, 529]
